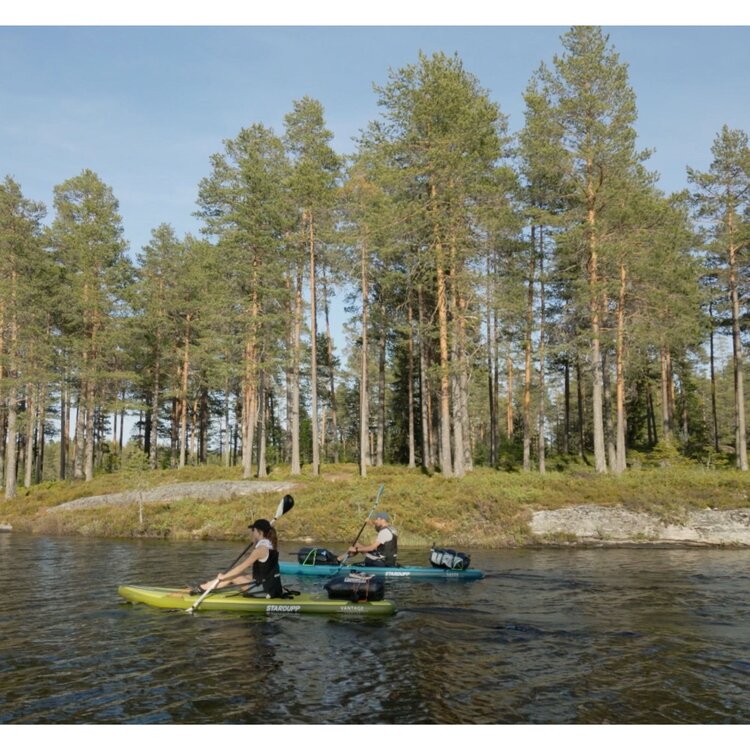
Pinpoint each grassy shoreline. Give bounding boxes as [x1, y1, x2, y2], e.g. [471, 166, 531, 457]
[2, 463, 750, 547]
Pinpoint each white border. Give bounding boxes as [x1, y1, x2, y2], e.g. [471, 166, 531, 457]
[2, 2, 750, 26]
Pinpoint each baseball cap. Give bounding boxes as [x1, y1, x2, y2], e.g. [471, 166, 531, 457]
[248, 519, 272, 533]
[373, 512, 390, 521]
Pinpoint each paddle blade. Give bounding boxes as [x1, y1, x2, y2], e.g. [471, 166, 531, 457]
[275, 493, 294, 520]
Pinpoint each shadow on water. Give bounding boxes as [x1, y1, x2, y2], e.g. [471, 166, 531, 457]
[2, 535, 750, 723]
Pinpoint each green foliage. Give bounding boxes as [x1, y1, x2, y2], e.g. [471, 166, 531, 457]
[7, 463, 750, 546]
[6, 28, 750, 498]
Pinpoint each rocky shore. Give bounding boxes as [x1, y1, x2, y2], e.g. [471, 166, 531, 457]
[6, 476, 750, 547]
[48, 480, 296, 512]
[531, 504, 750, 546]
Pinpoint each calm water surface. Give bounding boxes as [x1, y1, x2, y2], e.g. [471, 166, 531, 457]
[1, 533, 749, 724]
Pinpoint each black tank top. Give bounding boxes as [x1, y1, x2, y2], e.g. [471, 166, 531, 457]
[252, 548, 282, 597]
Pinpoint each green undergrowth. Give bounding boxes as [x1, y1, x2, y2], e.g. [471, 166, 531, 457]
[2, 462, 750, 547]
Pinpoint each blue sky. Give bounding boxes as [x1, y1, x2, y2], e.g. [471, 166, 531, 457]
[2, 25, 749, 257]
[1, 24, 750, 364]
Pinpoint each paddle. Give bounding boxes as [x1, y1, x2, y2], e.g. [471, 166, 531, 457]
[186, 493, 294, 614]
[337, 483, 385, 568]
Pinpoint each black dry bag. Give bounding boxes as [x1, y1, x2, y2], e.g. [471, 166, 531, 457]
[429, 547, 471, 570]
[324, 573, 385, 602]
[297, 547, 340, 566]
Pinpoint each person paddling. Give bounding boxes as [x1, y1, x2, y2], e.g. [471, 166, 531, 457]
[346, 512, 398, 567]
[191, 518, 283, 598]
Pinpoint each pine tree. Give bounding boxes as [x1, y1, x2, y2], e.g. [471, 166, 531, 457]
[284, 98, 342, 476]
[48, 170, 130, 482]
[0, 177, 49, 497]
[532, 26, 650, 473]
[688, 126, 750, 469]
[371, 51, 511, 476]
[197, 124, 292, 477]
[130, 224, 185, 469]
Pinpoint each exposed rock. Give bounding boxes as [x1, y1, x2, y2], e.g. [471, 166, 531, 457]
[0, 523, 12, 532]
[530, 504, 750, 546]
[49, 480, 296, 512]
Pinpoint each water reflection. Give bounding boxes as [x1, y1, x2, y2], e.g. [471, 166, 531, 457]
[1, 536, 750, 723]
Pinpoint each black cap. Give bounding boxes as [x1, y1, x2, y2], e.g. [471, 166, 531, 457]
[248, 518, 271, 534]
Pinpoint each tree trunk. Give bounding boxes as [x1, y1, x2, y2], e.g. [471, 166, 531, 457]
[614, 261, 627, 474]
[667, 351, 676, 441]
[258, 372, 267, 478]
[4, 386, 17, 499]
[449, 231, 471, 476]
[376, 324, 386, 467]
[323, 271, 339, 463]
[24, 382, 35, 488]
[0, 306, 5, 485]
[538, 230, 547, 475]
[729, 230, 748, 469]
[4, 304, 19, 498]
[59, 379, 68, 480]
[84, 362, 96, 482]
[602, 349, 617, 471]
[587, 176, 607, 473]
[680, 370, 690, 445]
[563, 359, 571, 455]
[450, 336, 465, 478]
[506, 355, 514, 440]
[170, 397, 178, 468]
[36, 384, 46, 483]
[308, 211, 320, 476]
[189, 398, 198, 465]
[223, 383, 231, 467]
[242, 352, 257, 479]
[458, 315, 472, 472]
[709, 303, 720, 453]
[178, 327, 190, 469]
[645, 380, 655, 447]
[73, 386, 85, 480]
[660, 345, 672, 444]
[486, 254, 497, 468]
[359, 238, 370, 477]
[417, 285, 432, 470]
[576, 354, 586, 462]
[290, 269, 302, 475]
[149, 355, 160, 470]
[435, 259, 453, 476]
[407, 300, 416, 469]
[523, 227, 536, 471]
[199, 388, 208, 465]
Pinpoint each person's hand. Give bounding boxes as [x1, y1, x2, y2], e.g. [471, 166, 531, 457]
[348, 545, 358, 554]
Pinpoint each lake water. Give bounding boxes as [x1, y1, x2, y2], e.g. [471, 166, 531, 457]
[1, 533, 749, 724]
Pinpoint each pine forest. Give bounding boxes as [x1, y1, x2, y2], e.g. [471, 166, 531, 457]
[4, 26, 750, 500]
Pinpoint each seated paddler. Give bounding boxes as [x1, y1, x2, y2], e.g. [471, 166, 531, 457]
[192, 518, 283, 598]
[346, 512, 399, 567]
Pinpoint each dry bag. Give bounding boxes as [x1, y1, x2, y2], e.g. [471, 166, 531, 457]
[297, 547, 340, 566]
[429, 547, 471, 570]
[324, 573, 385, 602]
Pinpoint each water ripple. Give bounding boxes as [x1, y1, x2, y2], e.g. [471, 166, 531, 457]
[2, 538, 750, 722]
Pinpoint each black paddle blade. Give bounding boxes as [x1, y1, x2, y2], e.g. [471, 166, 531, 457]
[279, 494, 294, 517]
